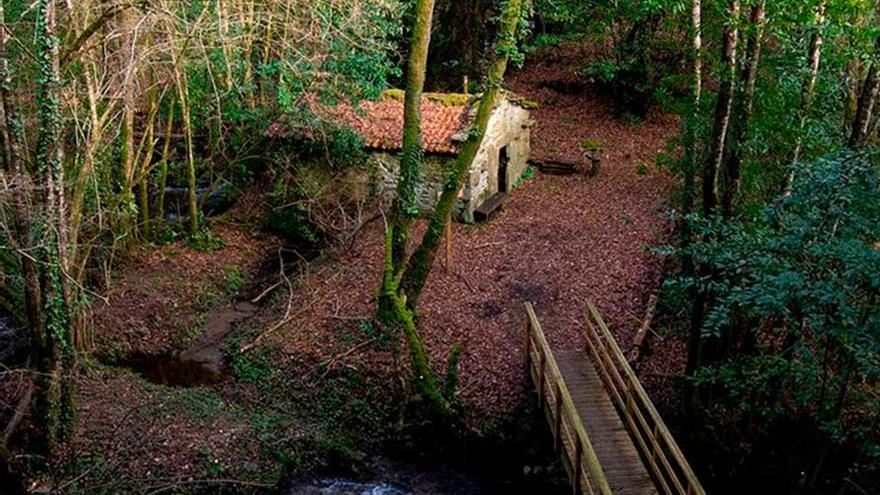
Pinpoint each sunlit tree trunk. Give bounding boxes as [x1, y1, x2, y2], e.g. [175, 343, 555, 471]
[787, 1, 827, 192]
[722, 1, 766, 217]
[120, 6, 137, 237]
[377, 0, 444, 416]
[702, 1, 739, 216]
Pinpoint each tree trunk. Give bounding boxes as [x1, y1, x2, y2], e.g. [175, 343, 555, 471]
[683, 0, 703, 377]
[34, 0, 76, 454]
[850, 36, 880, 148]
[0, 0, 43, 354]
[156, 101, 175, 226]
[787, 1, 827, 193]
[721, 1, 766, 218]
[399, 0, 525, 309]
[376, 0, 446, 417]
[119, 6, 137, 237]
[388, 0, 437, 279]
[702, 1, 739, 216]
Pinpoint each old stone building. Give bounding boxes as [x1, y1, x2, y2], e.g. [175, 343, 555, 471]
[268, 90, 534, 222]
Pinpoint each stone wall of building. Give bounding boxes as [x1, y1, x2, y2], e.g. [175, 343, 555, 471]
[368, 152, 455, 214]
[366, 96, 532, 223]
[459, 98, 532, 222]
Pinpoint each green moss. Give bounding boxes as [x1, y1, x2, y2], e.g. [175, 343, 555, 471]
[381, 89, 473, 107]
[581, 138, 603, 151]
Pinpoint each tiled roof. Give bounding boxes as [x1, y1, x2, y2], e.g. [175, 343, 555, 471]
[267, 92, 474, 154]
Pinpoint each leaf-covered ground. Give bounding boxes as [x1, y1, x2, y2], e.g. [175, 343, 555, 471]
[59, 42, 685, 491]
[266, 42, 683, 420]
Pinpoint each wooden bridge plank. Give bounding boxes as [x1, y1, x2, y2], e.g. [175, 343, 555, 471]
[555, 350, 658, 495]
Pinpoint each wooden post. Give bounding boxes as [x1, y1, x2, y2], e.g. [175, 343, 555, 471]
[632, 294, 658, 359]
[537, 351, 546, 407]
[445, 214, 452, 270]
[463, 75, 469, 95]
[554, 381, 563, 451]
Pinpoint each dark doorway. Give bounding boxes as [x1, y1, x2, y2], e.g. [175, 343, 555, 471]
[499, 146, 510, 193]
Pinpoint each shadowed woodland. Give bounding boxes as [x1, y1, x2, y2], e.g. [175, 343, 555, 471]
[0, 0, 878, 494]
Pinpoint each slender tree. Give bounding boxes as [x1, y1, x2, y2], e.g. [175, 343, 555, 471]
[702, 1, 739, 216]
[850, 37, 880, 147]
[378, 0, 526, 416]
[33, 0, 76, 454]
[722, 1, 766, 217]
[399, 0, 526, 308]
[787, 0, 828, 193]
[683, 0, 703, 377]
[387, 0, 437, 280]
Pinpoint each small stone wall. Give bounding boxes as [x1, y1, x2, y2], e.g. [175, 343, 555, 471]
[368, 152, 457, 214]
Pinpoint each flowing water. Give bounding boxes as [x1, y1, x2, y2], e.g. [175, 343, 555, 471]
[286, 479, 411, 495]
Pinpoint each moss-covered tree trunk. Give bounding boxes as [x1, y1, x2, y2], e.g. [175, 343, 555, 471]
[377, 0, 446, 416]
[388, 0, 437, 279]
[399, 0, 525, 310]
[378, 0, 526, 419]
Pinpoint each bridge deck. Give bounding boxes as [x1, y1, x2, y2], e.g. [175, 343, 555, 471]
[525, 302, 706, 495]
[556, 350, 656, 495]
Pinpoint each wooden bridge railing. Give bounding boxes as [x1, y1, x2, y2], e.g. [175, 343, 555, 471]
[525, 303, 613, 495]
[584, 302, 706, 495]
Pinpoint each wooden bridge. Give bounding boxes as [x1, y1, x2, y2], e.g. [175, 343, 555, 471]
[524, 302, 706, 495]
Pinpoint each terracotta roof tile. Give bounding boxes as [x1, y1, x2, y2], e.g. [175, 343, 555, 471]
[268, 94, 473, 155]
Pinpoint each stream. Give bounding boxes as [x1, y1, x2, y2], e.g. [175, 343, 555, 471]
[123, 300, 258, 386]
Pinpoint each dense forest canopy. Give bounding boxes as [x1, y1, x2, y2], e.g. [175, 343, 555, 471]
[0, 0, 878, 494]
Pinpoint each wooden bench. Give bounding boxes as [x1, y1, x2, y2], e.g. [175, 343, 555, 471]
[473, 192, 510, 222]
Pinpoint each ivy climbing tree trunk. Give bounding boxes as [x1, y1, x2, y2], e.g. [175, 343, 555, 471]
[34, 0, 76, 455]
[399, 0, 525, 309]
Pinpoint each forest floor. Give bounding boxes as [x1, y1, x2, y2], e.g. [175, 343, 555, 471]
[54, 43, 685, 493]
